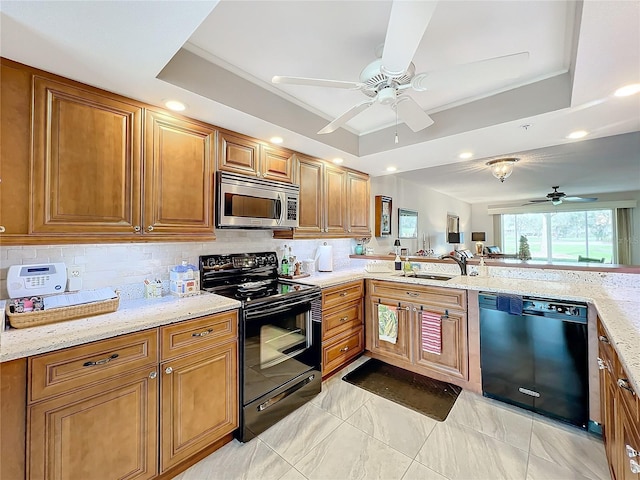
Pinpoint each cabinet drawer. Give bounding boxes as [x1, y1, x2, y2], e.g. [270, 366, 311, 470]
[29, 329, 158, 403]
[368, 280, 466, 311]
[322, 280, 363, 310]
[322, 299, 362, 341]
[322, 326, 363, 376]
[161, 310, 238, 361]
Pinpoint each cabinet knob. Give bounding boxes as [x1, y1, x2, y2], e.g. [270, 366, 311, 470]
[147, 225, 154, 232]
[256, 172, 262, 177]
[165, 367, 173, 374]
[263, 172, 268, 178]
[0, 226, 5, 233]
[149, 371, 157, 379]
[631, 459, 640, 474]
[348, 228, 352, 233]
[133, 225, 141, 232]
[598, 335, 610, 344]
[340, 346, 349, 352]
[617, 378, 636, 395]
[627, 444, 639, 458]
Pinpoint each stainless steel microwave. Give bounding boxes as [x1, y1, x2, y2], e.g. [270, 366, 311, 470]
[216, 172, 299, 229]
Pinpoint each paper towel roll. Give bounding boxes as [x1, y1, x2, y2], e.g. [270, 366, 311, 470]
[316, 243, 333, 272]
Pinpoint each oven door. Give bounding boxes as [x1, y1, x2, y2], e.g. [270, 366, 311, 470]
[242, 297, 320, 405]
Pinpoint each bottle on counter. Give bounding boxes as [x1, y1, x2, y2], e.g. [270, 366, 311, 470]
[281, 253, 289, 275]
[403, 256, 412, 275]
[394, 253, 402, 270]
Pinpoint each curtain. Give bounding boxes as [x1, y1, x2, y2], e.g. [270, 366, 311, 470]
[616, 208, 632, 265]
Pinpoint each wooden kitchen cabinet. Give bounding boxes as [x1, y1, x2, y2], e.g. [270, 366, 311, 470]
[274, 154, 370, 239]
[598, 317, 640, 480]
[365, 280, 468, 382]
[159, 311, 238, 473]
[27, 331, 160, 480]
[31, 75, 143, 236]
[320, 280, 365, 376]
[144, 109, 215, 236]
[218, 129, 294, 183]
[346, 170, 371, 236]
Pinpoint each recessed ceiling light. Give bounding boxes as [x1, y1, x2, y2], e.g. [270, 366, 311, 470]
[164, 100, 186, 112]
[459, 152, 473, 159]
[332, 158, 344, 164]
[614, 83, 640, 97]
[270, 136, 283, 144]
[386, 166, 397, 172]
[566, 130, 588, 139]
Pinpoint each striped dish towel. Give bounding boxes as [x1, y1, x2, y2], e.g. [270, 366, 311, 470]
[421, 311, 442, 355]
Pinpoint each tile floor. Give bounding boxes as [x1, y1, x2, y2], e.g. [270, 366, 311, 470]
[173, 356, 610, 480]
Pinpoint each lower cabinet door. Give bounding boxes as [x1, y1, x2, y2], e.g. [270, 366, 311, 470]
[367, 298, 411, 362]
[28, 368, 158, 480]
[160, 341, 238, 472]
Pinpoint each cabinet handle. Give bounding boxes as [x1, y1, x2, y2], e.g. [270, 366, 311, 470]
[192, 328, 213, 337]
[147, 225, 154, 232]
[83, 353, 118, 367]
[598, 335, 610, 344]
[0, 226, 5, 233]
[149, 371, 157, 379]
[340, 346, 349, 352]
[339, 316, 348, 322]
[631, 459, 640, 474]
[597, 357, 606, 370]
[263, 172, 268, 178]
[348, 228, 352, 233]
[627, 444, 639, 458]
[165, 367, 173, 374]
[133, 225, 141, 232]
[406, 292, 419, 297]
[339, 292, 348, 297]
[617, 378, 636, 395]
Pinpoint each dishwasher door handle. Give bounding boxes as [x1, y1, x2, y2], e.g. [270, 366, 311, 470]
[518, 387, 541, 398]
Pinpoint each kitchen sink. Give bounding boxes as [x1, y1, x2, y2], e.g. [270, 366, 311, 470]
[395, 272, 454, 281]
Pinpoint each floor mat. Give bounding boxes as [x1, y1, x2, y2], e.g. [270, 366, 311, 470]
[342, 359, 461, 421]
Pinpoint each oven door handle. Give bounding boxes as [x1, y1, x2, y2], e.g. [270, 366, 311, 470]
[244, 295, 317, 319]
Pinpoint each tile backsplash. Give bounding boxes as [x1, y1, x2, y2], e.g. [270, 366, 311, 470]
[0, 231, 356, 299]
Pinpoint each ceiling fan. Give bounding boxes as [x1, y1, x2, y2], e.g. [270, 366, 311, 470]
[527, 186, 598, 206]
[272, 1, 529, 135]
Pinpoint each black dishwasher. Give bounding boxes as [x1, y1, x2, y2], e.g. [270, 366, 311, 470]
[479, 293, 589, 428]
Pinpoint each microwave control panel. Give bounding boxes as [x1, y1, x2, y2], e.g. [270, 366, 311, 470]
[287, 197, 298, 221]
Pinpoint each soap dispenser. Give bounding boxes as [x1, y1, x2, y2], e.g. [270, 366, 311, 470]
[394, 253, 401, 270]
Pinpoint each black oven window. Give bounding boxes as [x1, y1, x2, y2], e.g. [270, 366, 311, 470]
[225, 193, 278, 219]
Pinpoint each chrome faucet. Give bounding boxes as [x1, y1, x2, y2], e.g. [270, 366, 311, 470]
[439, 254, 467, 276]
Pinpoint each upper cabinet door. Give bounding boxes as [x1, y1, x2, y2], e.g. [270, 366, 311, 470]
[260, 145, 294, 183]
[144, 110, 215, 236]
[346, 171, 371, 236]
[324, 165, 347, 235]
[31, 77, 142, 234]
[295, 154, 324, 235]
[217, 130, 260, 177]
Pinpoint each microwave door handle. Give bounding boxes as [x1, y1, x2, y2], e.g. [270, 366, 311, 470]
[275, 194, 283, 225]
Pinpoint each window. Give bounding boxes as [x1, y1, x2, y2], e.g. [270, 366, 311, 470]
[501, 209, 614, 262]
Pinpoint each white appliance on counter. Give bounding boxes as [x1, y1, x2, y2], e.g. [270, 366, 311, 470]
[7, 263, 67, 298]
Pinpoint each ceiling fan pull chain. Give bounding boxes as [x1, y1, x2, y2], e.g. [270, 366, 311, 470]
[395, 105, 399, 144]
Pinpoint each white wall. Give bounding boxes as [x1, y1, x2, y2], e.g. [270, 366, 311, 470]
[369, 176, 472, 256]
[0, 233, 355, 299]
[470, 190, 640, 265]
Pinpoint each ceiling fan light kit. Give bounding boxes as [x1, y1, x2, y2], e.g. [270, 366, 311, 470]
[486, 157, 519, 182]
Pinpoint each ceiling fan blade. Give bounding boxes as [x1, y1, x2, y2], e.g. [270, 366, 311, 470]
[317, 100, 374, 134]
[394, 96, 434, 132]
[564, 196, 598, 202]
[272, 75, 363, 90]
[528, 199, 551, 203]
[411, 52, 530, 91]
[381, 1, 437, 77]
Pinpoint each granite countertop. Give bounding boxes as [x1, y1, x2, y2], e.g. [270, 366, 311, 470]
[298, 269, 640, 393]
[2, 268, 638, 394]
[0, 293, 240, 362]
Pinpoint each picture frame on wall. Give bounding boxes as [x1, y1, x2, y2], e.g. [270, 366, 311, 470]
[375, 196, 392, 237]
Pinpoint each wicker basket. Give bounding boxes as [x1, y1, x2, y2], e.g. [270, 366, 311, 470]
[6, 296, 120, 329]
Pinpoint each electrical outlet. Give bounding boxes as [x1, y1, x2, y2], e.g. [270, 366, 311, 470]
[68, 264, 85, 278]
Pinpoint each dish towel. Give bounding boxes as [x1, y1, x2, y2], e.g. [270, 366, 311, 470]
[421, 311, 442, 355]
[496, 294, 524, 315]
[378, 304, 398, 344]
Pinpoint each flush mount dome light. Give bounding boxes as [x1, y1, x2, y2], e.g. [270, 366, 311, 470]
[566, 130, 588, 139]
[270, 136, 283, 144]
[614, 83, 640, 97]
[459, 152, 473, 159]
[486, 157, 519, 183]
[164, 100, 186, 111]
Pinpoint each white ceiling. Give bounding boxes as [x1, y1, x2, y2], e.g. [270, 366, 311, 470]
[1, 0, 638, 205]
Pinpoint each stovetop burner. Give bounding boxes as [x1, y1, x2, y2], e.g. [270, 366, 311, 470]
[199, 252, 319, 306]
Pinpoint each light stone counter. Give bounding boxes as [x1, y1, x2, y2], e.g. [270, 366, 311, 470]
[0, 293, 240, 363]
[296, 268, 640, 393]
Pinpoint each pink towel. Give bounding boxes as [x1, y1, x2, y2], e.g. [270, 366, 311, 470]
[421, 311, 442, 355]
